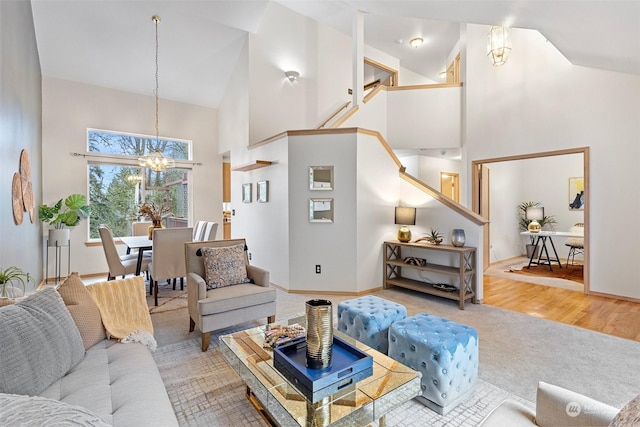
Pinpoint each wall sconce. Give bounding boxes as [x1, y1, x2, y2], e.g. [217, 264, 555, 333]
[409, 37, 424, 48]
[285, 70, 300, 82]
[526, 206, 544, 233]
[395, 206, 416, 242]
[487, 25, 512, 66]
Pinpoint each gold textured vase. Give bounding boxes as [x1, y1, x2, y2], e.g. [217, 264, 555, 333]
[148, 219, 164, 239]
[305, 299, 333, 370]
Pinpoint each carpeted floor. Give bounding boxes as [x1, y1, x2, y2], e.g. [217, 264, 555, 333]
[153, 333, 531, 427]
[149, 286, 640, 426]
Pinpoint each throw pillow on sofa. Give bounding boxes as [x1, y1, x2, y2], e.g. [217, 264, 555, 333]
[0, 287, 85, 396]
[57, 272, 106, 349]
[201, 244, 251, 290]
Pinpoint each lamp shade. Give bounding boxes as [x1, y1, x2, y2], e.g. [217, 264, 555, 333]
[525, 206, 544, 221]
[395, 207, 416, 225]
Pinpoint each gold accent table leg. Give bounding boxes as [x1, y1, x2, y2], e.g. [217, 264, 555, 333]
[246, 386, 277, 427]
[379, 414, 386, 427]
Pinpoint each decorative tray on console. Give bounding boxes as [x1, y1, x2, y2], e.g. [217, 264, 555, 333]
[273, 335, 373, 403]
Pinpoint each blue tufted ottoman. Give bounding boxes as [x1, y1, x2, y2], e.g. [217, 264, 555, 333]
[388, 313, 478, 415]
[337, 295, 407, 354]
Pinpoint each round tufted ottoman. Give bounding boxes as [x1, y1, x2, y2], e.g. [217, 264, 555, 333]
[388, 313, 478, 415]
[337, 295, 407, 354]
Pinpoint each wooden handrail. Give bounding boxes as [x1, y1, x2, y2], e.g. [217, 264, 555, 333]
[247, 127, 485, 226]
[316, 101, 351, 129]
[330, 105, 359, 128]
[399, 171, 487, 226]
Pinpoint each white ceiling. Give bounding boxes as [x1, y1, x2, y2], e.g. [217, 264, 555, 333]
[31, 0, 640, 109]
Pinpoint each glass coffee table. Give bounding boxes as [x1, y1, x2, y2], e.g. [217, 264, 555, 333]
[220, 317, 421, 427]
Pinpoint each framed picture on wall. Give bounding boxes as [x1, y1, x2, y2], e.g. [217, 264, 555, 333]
[257, 180, 269, 203]
[568, 177, 584, 210]
[242, 183, 252, 203]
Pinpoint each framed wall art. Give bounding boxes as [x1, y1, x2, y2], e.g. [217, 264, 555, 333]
[309, 198, 334, 223]
[309, 166, 334, 190]
[242, 183, 252, 203]
[568, 177, 584, 210]
[257, 180, 269, 203]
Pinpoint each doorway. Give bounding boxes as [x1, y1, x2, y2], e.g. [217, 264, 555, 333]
[472, 147, 590, 293]
[440, 172, 459, 202]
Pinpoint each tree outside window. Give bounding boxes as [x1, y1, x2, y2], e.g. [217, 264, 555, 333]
[87, 129, 190, 239]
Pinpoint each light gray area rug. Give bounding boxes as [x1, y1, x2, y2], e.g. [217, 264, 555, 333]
[151, 286, 640, 425]
[153, 333, 532, 427]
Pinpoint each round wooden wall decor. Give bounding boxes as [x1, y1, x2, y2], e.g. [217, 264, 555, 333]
[19, 149, 35, 223]
[12, 172, 24, 225]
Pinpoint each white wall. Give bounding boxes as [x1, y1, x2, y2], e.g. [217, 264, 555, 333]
[288, 133, 358, 293]
[418, 155, 462, 189]
[218, 39, 249, 155]
[229, 137, 290, 289]
[464, 24, 640, 299]
[400, 67, 438, 86]
[42, 78, 220, 276]
[0, 0, 43, 286]
[387, 87, 462, 149]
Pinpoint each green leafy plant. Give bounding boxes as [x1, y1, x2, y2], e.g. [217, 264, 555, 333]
[0, 266, 31, 297]
[518, 201, 557, 232]
[39, 194, 91, 229]
[425, 228, 443, 244]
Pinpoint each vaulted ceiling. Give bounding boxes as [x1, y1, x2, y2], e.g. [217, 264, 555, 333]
[31, 0, 640, 109]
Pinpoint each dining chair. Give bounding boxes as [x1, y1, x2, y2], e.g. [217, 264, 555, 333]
[193, 221, 206, 241]
[132, 221, 153, 236]
[148, 227, 193, 306]
[201, 222, 218, 240]
[98, 225, 150, 280]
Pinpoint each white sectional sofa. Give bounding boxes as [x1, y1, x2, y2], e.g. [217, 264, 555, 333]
[0, 276, 177, 426]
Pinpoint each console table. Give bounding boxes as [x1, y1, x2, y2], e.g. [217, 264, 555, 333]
[383, 241, 476, 310]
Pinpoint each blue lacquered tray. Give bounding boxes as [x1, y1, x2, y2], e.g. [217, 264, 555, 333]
[273, 335, 373, 403]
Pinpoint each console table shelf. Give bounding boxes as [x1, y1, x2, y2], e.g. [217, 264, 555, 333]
[383, 240, 477, 309]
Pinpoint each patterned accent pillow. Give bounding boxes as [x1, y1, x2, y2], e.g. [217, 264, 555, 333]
[57, 272, 106, 349]
[202, 244, 251, 290]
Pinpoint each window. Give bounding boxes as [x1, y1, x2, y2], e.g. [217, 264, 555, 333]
[87, 129, 191, 239]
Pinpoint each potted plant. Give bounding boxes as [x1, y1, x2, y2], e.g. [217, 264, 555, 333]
[0, 266, 31, 298]
[416, 228, 443, 245]
[518, 201, 557, 257]
[39, 194, 91, 245]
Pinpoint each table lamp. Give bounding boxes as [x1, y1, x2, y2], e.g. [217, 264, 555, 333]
[395, 207, 416, 242]
[526, 206, 544, 233]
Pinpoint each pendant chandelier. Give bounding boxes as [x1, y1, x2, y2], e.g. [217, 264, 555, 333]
[138, 15, 175, 172]
[487, 25, 512, 67]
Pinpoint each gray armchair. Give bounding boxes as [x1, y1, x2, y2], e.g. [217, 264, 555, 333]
[184, 239, 276, 351]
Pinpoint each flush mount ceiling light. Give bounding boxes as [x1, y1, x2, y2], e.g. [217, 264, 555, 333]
[487, 25, 512, 66]
[285, 70, 300, 82]
[409, 37, 424, 48]
[138, 15, 175, 173]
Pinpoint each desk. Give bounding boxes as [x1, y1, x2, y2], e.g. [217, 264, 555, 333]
[521, 231, 580, 271]
[120, 235, 152, 276]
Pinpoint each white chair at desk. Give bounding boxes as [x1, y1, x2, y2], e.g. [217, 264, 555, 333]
[565, 223, 584, 267]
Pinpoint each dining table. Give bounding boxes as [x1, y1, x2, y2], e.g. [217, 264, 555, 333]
[119, 235, 153, 276]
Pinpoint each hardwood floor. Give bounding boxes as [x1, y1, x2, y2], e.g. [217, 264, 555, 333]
[483, 275, 640, 342]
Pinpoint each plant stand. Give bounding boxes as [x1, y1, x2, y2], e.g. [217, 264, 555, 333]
[46, 238, 70, 285]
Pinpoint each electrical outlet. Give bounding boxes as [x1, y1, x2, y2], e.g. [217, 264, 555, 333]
[315, 265, 321, 274]
[249, 252, 252, 260]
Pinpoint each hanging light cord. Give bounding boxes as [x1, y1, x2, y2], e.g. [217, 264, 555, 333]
[153, 15, 160, 145]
